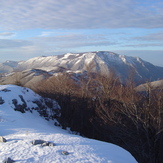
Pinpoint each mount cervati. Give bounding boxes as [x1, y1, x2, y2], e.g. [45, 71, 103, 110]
[0, 51, 163, 87]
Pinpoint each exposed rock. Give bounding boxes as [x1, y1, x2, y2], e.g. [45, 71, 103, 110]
[0, 136, 7, 142]
[19, 95, 27, 107]
[41, 142, 49, 147]
[12, 94, 30, 113]
[12, 95, 60, 119]
[1, 89, 11, 92]
[3, 157, 15, 163]
[54, 122, 61, 126]
[32, 139, 46, 145]
[0, 97, 4, 104]
[32, 98, 61, 120]
[61, 151, 69, 155]
[48, 143, 55, 147]
[41, 142, 54, 147]
[12, 98, 26, 113]
[32, 139, 55, 147]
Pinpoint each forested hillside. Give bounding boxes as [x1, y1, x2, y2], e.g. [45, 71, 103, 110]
[34, 70, 163, 163]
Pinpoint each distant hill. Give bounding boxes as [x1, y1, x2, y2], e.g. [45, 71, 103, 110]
[0, 69, 52, 89]
[0, 60, 20, 73]
[135, 79, 163, 92]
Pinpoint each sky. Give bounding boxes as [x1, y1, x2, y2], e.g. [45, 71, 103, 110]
[0, 0, 163, 66]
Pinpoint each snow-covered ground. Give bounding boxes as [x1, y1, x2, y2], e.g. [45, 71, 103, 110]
[0, 85, 137, 163]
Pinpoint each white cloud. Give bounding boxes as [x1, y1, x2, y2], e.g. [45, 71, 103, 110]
[0, 32, 16, 39]
[134, 31, 163, 41]
[0, 32, 15, 37]
[0, 46, 43, 62]
[0, 39, 32, 48]
[122, 43, 163, 48]
[39, 32, 56, 37]
[34, 33, 115, 50]
[0, 32, 116, 62]
[0, 0, 163, 30]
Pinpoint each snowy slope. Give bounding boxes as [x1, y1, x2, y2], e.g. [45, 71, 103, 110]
[0, 85, 137, 163]
[17, 51, 139, 72]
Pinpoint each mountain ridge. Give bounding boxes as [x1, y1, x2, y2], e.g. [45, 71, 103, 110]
[1, 51, 163, 84]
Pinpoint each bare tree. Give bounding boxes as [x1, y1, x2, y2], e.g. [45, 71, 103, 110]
[93, 77, 163, 163]
[34, 66, 163, 163]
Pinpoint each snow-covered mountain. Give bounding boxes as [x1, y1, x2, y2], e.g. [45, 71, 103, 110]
[0, 85, 137, 163]
[0, 61, 20, 74]
[1, 51, 163, 84]
[17, 51, 163, 83]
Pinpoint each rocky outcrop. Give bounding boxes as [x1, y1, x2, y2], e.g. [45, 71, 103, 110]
[12, 95, 60, 119]
[0, 136, 7, 143]
[0, 97, 4, 104]
[12, 95, 27, 113]
[3, 157, 15, 163]
[61, 151, 69, 155]
[0, 85, 61, 125]
[32, 139, 55, 147]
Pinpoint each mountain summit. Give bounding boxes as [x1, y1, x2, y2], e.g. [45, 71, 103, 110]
[16, 51, 163, 83]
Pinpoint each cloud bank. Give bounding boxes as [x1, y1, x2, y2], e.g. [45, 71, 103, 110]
[0, 0, 163, 30]
[0, 39, 32, 48]
[0, 0, 163, 66]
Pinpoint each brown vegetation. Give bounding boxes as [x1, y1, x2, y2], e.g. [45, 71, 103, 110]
[33, 70, 163, 163]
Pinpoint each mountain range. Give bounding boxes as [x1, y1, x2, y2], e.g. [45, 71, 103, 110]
[0, 51, 163, 85]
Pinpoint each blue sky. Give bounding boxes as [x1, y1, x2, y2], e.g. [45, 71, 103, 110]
[0, 0, 163, 66]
